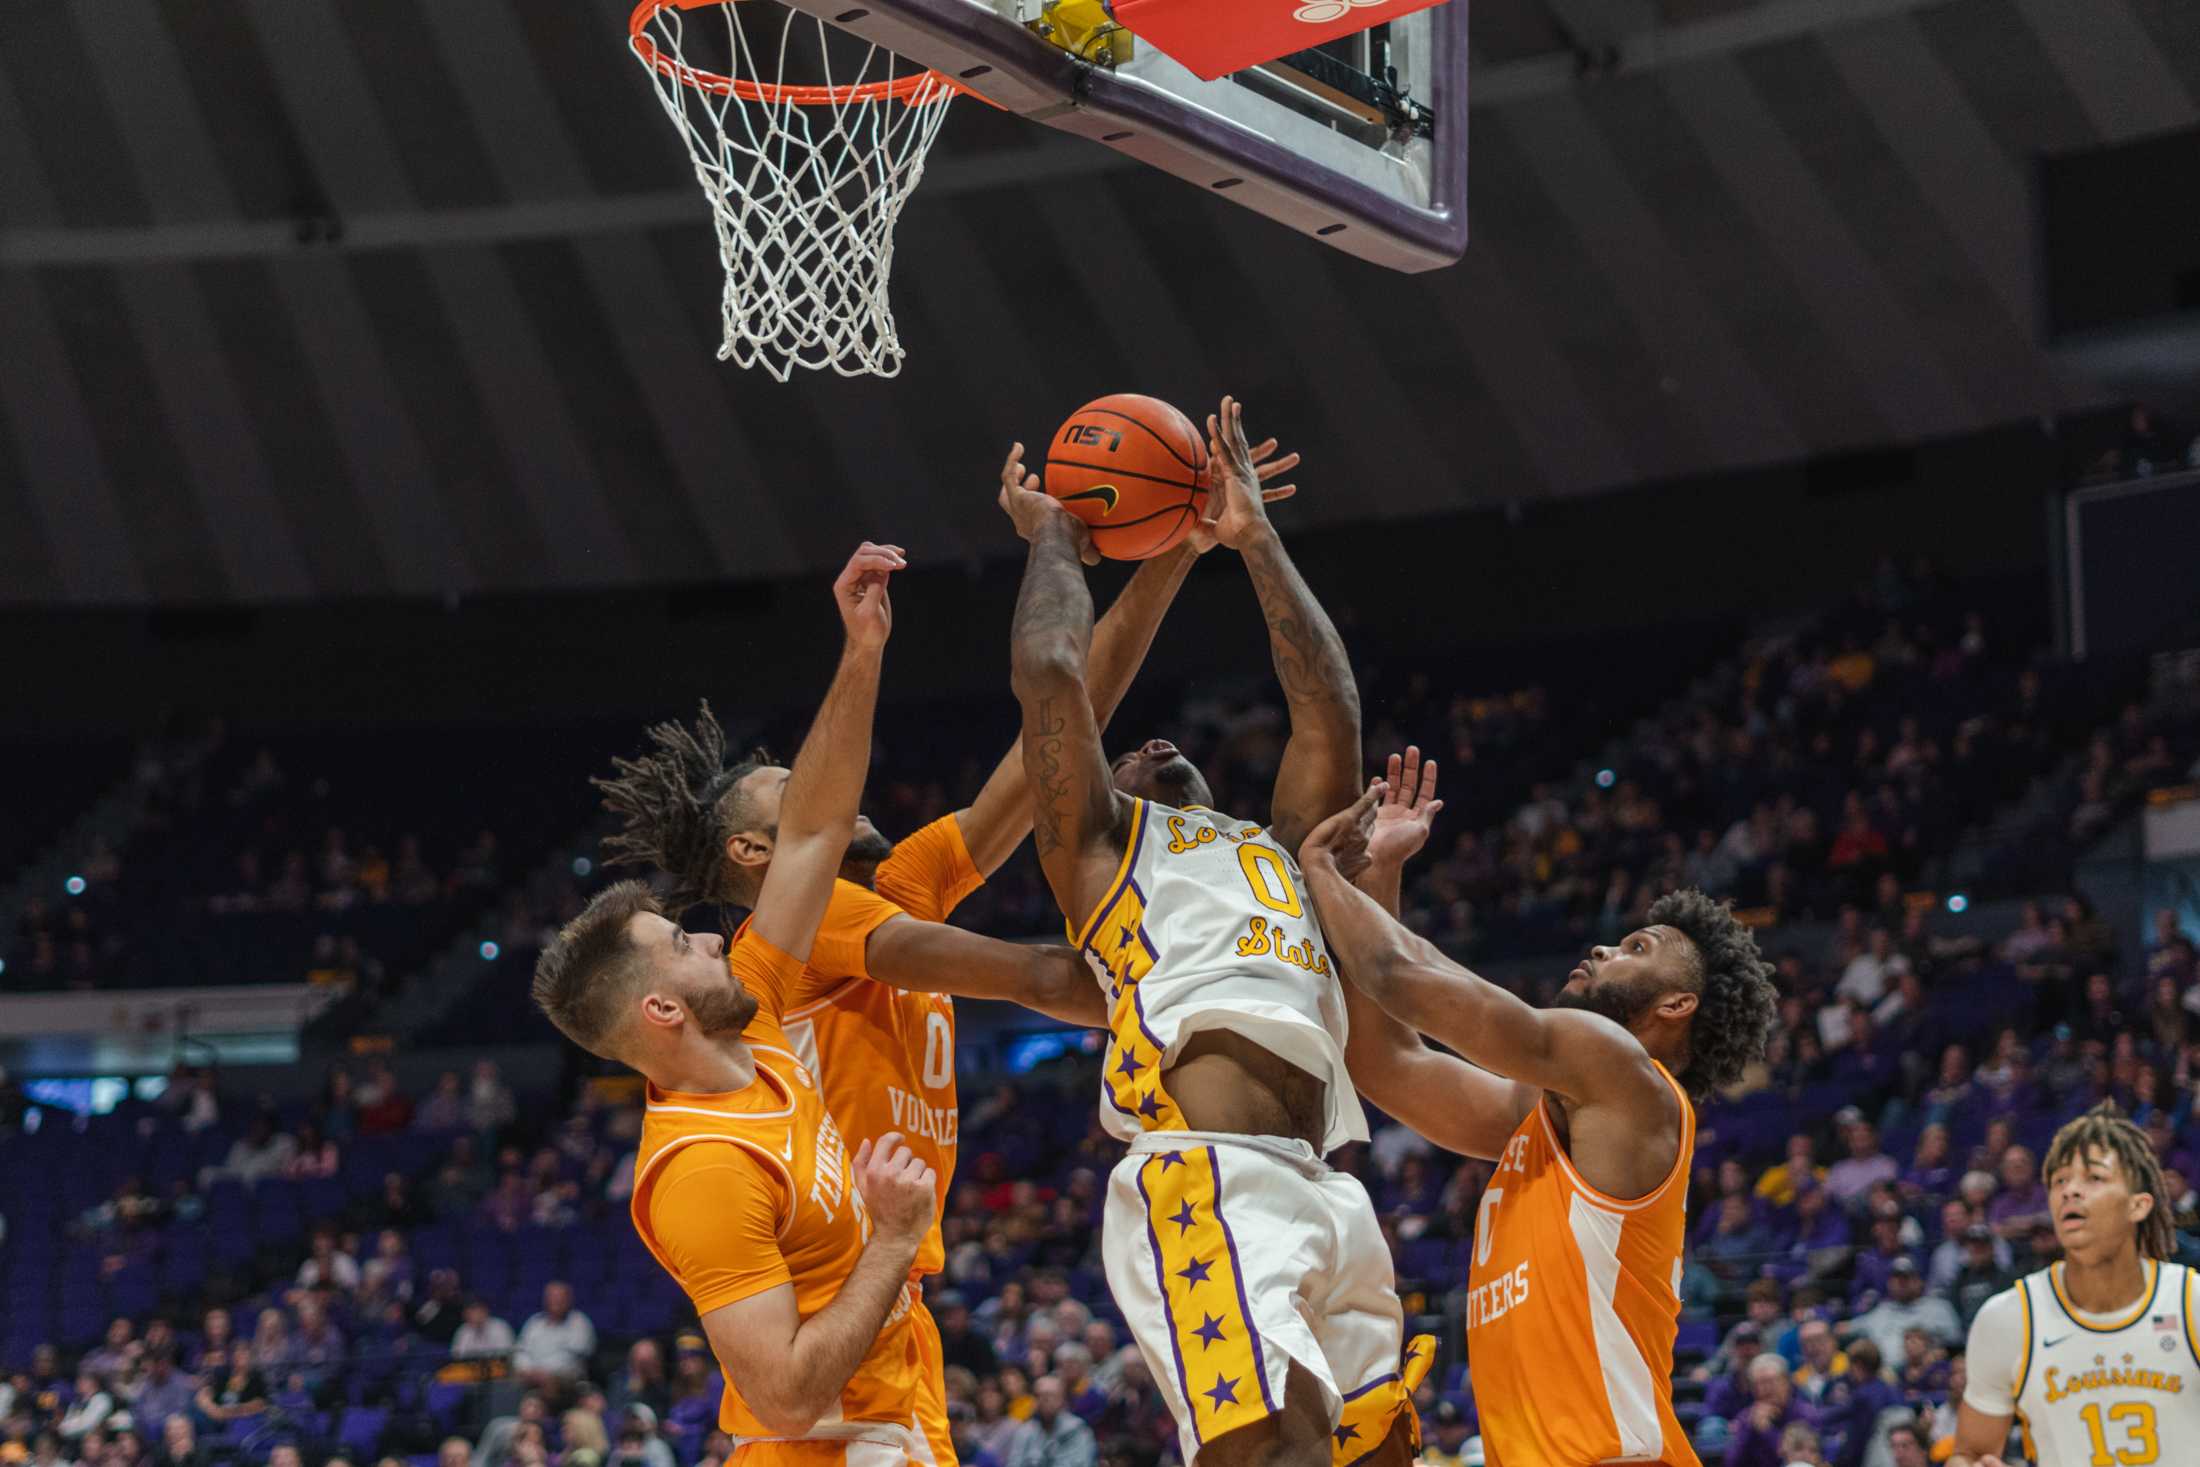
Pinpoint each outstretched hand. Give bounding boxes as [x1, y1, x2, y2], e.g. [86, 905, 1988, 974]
[833, 541, 904, 649]
[1195, 396, 1282, 552]
[998, 442, 1100, 566]
[1299, 778, 1387, 884]
[1187, 431, 1299, 554]
[1365, 747, 1444, 869]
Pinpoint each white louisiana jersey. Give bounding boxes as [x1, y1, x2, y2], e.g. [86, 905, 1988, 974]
[1964, 1258, 2200, 1466]
[1073, 798, 1366, 1155]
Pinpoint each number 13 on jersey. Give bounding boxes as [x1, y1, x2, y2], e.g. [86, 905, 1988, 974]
[2080, 1401, 2157, 1465]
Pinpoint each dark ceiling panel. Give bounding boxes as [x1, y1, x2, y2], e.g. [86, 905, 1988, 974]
[160, 0, 326, 222]
[330, 0, 510, 210]
[344, 248, 549, 587]
[39, 268, 228, 600]
[193, 257, 395, 598]
[0, 5, 150, 227]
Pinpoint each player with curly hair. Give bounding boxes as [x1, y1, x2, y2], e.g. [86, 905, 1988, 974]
[1298, 750, 1781, 1467]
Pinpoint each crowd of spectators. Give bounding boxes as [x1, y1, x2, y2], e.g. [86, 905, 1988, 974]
[10, 883, 2200, 1467]
[8, 553, 2200, 1467]
[2083, 402, 2200, 482]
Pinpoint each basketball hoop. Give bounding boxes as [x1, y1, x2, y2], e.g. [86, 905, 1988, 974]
[629, 0, 955, 381]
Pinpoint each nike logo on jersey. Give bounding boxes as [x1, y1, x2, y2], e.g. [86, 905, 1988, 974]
[1059, 486, 1121, 515]
[780, 1130, 795, 1161]
[2043, 1334, 2071, 1349]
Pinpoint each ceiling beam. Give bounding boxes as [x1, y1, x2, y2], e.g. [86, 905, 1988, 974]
[1478, 0, 1961, 104]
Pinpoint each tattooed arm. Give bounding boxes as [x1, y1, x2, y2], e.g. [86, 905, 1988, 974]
[1201, 397, 1362, 851]
[999, 452, 1135, 921]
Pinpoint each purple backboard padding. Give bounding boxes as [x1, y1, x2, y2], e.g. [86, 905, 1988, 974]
[812, 0, 1468, 270]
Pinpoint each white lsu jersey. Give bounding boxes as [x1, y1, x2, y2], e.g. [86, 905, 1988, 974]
[1966, 1258, 2200, 1467]
[1072, 798, 1366, 1154]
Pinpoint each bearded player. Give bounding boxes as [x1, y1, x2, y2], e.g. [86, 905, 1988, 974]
[1001, 396, 1424, 1467]
[594, 441, 1298, 1467]
[1299, 752, 1779, 1467]
[532, 544, 943, 1467]
[1951, 1101, 2199, 1467]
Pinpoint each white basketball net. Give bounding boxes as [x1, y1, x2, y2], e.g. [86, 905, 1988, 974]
[631, 3, 954, 381]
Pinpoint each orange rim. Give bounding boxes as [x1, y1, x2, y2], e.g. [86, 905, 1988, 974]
[629, 0, 953, 106]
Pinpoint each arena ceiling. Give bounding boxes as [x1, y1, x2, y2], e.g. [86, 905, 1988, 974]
[0, 0, 2194, 605]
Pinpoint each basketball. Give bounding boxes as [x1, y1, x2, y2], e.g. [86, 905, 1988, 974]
[1044, 394, 1209, 560]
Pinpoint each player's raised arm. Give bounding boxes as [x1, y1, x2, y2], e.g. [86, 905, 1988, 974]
[864, 927, 1104, 1027]
[1000, 454, 1134, 919]
[1203, 397, 1360, 851]
[745, 542, 901, 962]
[1338, 749, 1538, 1160]
[1300, 784, 1671, 1114]
[953, 439, 1302, 876]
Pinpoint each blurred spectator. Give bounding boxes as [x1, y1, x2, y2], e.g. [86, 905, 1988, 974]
[55, 1376, 111, 1445]
[470, 1062, 517, 1137]
[81, 1323, 136, 1382]
[355, 1062, 412, 1135]
[153, 1415, 204, 1467]
[613, 1406, 675, 1467]
[1776, 1423, 1827, 1467]
[660, 1341, 720, 1458]
[290, 1297, 346, 1394]
[1420, 1400, 1473, 1467]
[1884, 1421, 1928, 1467]
[513, 1285, 594, 1398]
[416, 1074, 467, 1134]
[934, 1293, 999, 1380]
[1003, 1377, 1094, 1467]
[1721, 1355, 1807, 1467]
[476, 1395, 550, 1467]
[1985, 1147, 2048, 1238]
[1948, 1225, 2014, 1329]
[294, 1227, 360, 1295]
[358, 1230, 415, 1307]
[123, 1355, 191, 1440]
[606, 1343, 667, 1423]
[202, 1116, 295, 1188]
[1791, 1321, 1847, 1404]
[188, 1351, 264, 1429]
[1702, 1322, 1764, 1423]
[450, 1302, 515, 1363]
[1823, 1115, 1897, 1208]
[411, 1272, 467, 1346]
[283, 1122, 340, 1181]
[561, 1410, 608, 1467]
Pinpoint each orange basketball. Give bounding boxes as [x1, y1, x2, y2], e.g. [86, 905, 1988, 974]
[1044, 394, 1208, 560]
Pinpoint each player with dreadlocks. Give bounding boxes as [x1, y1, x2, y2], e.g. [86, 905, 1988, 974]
[1296, 750, 1781, 1467]
[592, 435, 1296, 1467]
[1951, 1100, 2200, 1467]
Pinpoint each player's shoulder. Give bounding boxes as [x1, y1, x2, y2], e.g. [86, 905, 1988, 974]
[1965, 1276, 2037, 1344]
[650, 1133, 793, 1202]
[826, 873, 909, 918]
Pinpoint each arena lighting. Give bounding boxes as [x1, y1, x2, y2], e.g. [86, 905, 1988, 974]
[572, 856, 594, 877]
[1596, 769, 1616, 788]
[479, 941, 501, 961]
[63, 875, 86, 895]
[1947, 893, 1970, 914]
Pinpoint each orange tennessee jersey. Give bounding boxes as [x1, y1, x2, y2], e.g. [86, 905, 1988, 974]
[1465, 1063, 1700, 1467]
[629, 934, 927, 1456]
[742, 814, 981, 1281]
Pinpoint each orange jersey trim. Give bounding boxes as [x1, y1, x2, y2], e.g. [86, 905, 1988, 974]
[1531, 1061, 1693, 1212]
